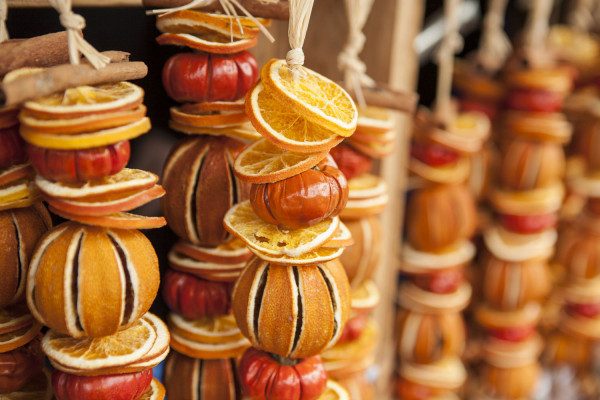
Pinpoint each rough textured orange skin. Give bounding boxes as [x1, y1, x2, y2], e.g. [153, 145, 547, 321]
[499, 139, 565, 191]
[27, 222, 159, 338]
[339, 217, 381, 288]
[406, 184, 477, 252]
[481, 363, 540, 400]
[162, 136, 249, 247]
[164, 351, 238, 400]
[0, 203, 51, 308]
[396, 311, 465, 364]
[481, 252, 551, 311]
[232, 258, 351, 358]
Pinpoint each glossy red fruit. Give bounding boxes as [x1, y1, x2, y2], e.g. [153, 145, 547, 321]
[566, 302, 600, 318]
[239, 348, 327, 400]
[162, 52, 258, 103]
[162, 269, 231, 319]
[52, 369, 152, 400]
[337, 313, 369, 344]
[410, 141, 459, 167]
[27, 141, 130, 183]
[0, 341, 43, 394]
[506, 89, 564, 112]
[414, 268, 463, 294]
[499, 213, 557, 234]
[0, 125, 27, 170]
[489, 326, 535, 342]
[329, 144, 373, 180]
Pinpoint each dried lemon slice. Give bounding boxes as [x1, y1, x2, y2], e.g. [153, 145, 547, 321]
[42, 317, 156, 371]
[262, 59, 357, 136]
[23, 82, 144, 119]
[234, 139, 327, 183]
[224, 201, 339, 257]
[247, 83, 343, 153]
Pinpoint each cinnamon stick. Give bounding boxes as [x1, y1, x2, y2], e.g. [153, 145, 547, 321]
[142, 0, 289, 19]
[1, 52, 147, 107]
[347, 83, 419, 113]
[0, 32, 70, 79]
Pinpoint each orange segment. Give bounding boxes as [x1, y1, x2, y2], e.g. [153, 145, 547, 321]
[42, 317, 156, 371]
[23, 82, 144, 119]
[224, 201, 340, 258]
[246, 83, 343, 153]
[262, 59, 357, 136]
[234, 139, 328, 183]
[21, 117, 150, 150]
[170, 120, 262, 142]
[156, 32, 257, 54]
[170, 106, 247, 127]
[156, 10, 268, 39]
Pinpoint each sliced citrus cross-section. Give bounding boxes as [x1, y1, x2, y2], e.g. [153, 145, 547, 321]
[156, 32, 257, 54]
[224, 201, 339, 258]
[249, 245, 343, 265]
[170, 120, 262, 142]
[262, 59, 357, 136]
[156, 10, 268, 39]
[247, 83, 343, 153]
[234, 139, 327, 183]
[170, 106, 247, 128]
[48, 207, 167, 230]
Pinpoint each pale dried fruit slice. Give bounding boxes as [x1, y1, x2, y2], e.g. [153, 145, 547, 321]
[169, 313, 243, 344]
[348, 138, 395, 159]
[322, 222, 354, 248]
[21, 117, 150, 150]
[42, 318, 156, 371]
[0, 321, 41, 353]
[341, 192, 389, 219]
[36, 168, 158, 199]
[351, 280, 380, 313]
[173, 238, 252, 264]
[157, 32, 257, 54]
[48, 207, 167, 230]
[20, 105, 147, 135]
[170, 106, 247, 128]
[318, 380, 351, 400]
[347, 173, 387, 199]
[356, 106, 394, 134]
[224, 201, 340, 257]
[247, 83, 343, 153]
[249, 246, 343, 265]
[141, 378, 166, 400]
[0, 304, 34, 335]
[0, 164, 34, 188]
[0, 182, 35, 205]
[170, 120, 262, 142]
[262, 59, 358, 136]
[170, 330, 250, 359]
[234, 139, 328, 183]
[0, 194, 39, 211]
[157, 10, 268, 39]
[168, 250, 245, 282]
[23, 82, 144, 119]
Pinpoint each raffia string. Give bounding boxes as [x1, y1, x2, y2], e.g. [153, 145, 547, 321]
[0, 0, 8, 43]
[434, 0, 462, 123]
[286, 0, 314, 80]
[568, 0, 594, 32]
[48, 0, 110, 69]
[147, 0, 274, 43]
[523, 0, 553, 65]
[338, 0, 375, 107]
[476, 0, 510, 72]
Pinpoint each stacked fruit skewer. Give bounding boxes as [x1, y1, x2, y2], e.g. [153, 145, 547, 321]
[18, 74, 168, 399]
[0, 95, 53, 399]
[395, 107, 488, 400]
[152, 9, 266, 399]
[475, 60, 573, 399]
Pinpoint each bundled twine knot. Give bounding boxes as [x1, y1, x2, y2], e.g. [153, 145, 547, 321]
[476, 0, 510, 72]
[0, 0, 8, 43]
[286, 0, 314, 80]
[49, 0, 110, 69]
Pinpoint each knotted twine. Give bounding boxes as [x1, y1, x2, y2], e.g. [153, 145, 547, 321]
[476, 0, 510, 72]
[0, 0, 8, 43]
[147, 0, 274, 43]
[286, 0, 314, 80]
[522, 0, 553, 66]
[568, 0, 595, 32]
[48, 0, 110, 69]
[338, 0, 376, 107]
[434, 0, 462, 123]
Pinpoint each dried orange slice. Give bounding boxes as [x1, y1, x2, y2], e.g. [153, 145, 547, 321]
[347, 174, 387, 199]
[249, 246, 343, 265]
[171, 106, 247, 127]
[36, 168, 158, 199]
[20, 105, 147, 136]
[318, 380, 351, 400]
[0, 304, 34, 335]
[340, 192, 389, 219]
[168, 250, 245, 282]
[234, 139, 328, 183]
[141, 378, 166, 400]
[48, 207, 167, 230]
[348, 139, 394, 159]
[351, 280, 380, 313]
[0, 321, 41, 353]
[356, 106, 394, 134]
[2, 368, 53, 400]
[180, 101, 245, 113]
[0, 194, 39, 212]
[170, 120, 262, 141]
[224, 201, 340, 258]
[262, 59, 358, 136]
[23, 82, 144, 119]
[42, 317, 156, 371]
[157, 32, 257, 54]
[173, 238, 252, 264]
[169, 313, 243, 344]
[0, 164, 34, 187]
[0, 181, 35, 205]
[156, 10, 268, 39]
[247, 83, 343, 153]
[21, 117, 150, 150]
[322, 222, 354, 248]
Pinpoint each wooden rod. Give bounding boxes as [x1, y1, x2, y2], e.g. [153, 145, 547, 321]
[0, 31, 69, 78]
[142, 0, 289, 19]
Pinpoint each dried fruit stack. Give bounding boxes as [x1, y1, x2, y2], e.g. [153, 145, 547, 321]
[226, 57, 359, 400]
[20, 80, 168, 400]
[0, 100, 53, 399]
[154, 10, 265, 399]
[474, 63, 573, 399]
[395, 108, 489, 400]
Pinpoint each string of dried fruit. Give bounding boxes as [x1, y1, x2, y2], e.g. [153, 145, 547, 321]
[147, 8, 272, 400]
[473, 56, 573, 399]
[8, 7, 170, 398]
